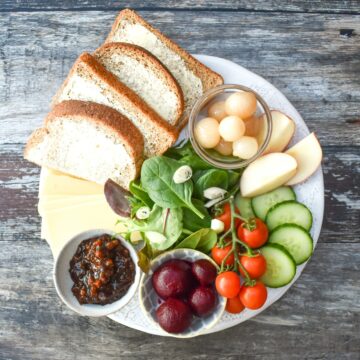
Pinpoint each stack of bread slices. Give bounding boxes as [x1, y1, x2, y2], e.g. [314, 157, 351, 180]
[24, 9, 223, 189]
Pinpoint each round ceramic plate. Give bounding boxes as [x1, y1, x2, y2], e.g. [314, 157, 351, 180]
[108, 54, 325, 335]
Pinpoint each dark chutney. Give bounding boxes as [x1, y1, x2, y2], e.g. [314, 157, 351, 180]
[69, 234, 135, 305]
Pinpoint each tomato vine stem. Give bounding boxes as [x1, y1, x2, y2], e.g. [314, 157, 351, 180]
[218, 194, 253, 284]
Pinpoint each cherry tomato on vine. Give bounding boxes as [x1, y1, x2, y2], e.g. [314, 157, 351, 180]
[239, 253, 267, 279]
[215, 203, 241, 232]
[211, 243, 234, 266]
[239, 281, 267, 310]
[237, 218, 268, 248]
[225, 296, 245, 314]
[215, 271, 241, 298]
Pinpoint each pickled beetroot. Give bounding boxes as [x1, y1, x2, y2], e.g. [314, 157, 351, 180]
[152, 259, 194, 299]
[189, 286, 217, 316]
[191, 259, 217, 285]
[156, 298, 192, 333]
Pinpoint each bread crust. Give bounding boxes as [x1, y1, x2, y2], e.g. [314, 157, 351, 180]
[94, 42, 184, 126]
[25, 100, 145, 178]
[52, 53, 179, 156]
[105, 9, 224, 131]
[106, 9, 224, 92]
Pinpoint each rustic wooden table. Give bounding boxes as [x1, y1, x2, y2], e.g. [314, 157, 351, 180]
[1, 1, 359, 359]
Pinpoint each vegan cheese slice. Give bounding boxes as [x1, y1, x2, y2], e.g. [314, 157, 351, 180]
[38, 168, 127, 257]
[39, 167, 103, 197]
[38, 195, 105, 215]
[41, 200, 127, 258]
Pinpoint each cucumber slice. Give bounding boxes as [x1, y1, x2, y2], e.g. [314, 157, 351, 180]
[269, 224, 313, 265]
[251, 186, 296, 221]
[266, 200, 313, 231]
[260, 244, 296, 288]
[235, 193, 255, 219]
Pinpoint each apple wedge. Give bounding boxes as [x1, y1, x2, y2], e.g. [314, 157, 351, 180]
[285, 132, 322, 185]
[257, 110, 296, 154]
[240, 153, 297, 197]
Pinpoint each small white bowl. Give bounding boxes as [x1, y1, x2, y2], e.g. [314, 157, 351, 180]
[53, 229, 141, 317]
[139, 248, 226, 338]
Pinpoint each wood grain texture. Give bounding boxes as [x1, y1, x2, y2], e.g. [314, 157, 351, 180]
[1, 0, 360, 13]
[0, 4, 359, 359]
[0, 240, 359, 359]
[0, 11, 359, 146]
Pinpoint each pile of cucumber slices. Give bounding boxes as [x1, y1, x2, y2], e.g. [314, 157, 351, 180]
[236, 186, 314, 288]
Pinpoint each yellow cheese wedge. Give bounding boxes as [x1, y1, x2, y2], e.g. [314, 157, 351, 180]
[39, 167, 103, 197]
[38, 198, 105, 216]
[41, 199, 127, 258]
[38, 195, 105, 215]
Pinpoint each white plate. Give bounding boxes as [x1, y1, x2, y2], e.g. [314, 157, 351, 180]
[108, 54, 325, 335]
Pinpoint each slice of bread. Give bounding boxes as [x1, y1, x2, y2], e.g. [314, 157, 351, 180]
[105, 9, 224, 129]
[94, 42, 184, 126]
[52, 53, 178, 157]
[24, 100, 144, 189]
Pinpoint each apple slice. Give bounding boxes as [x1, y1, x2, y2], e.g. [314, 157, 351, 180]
[240, 153, 297, 197]
[285, 132, 322, 185]
[257, 110, 296, 154]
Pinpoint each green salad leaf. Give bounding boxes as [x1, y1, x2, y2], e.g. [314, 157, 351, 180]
[165, 140, 213, 171]
[182, 199, 211, 232]
[197, 229, 217, 253]
[129, 180, 154, 208]
[227, 170, 242, 189]
[175, 228, 217, 253]
[141, 156, 204, 218]
[193, 169, 229, 199]
[119, 205, 183, 251]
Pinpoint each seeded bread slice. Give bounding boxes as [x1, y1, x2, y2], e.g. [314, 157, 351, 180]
[94, 42, 184, 126]
[105, 9, 224, 130]
[52, 53, 178, 157]
[24, 100, 144, 189]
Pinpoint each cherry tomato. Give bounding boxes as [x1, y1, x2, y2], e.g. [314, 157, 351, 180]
[225, 296, 245, 314]
[237, 218, 268, 248]
[215, 203, 241, 232]
[211, 243, 234, 266]
[239, 281, 267, 310]
[239, 253, 267, 279]
[215, 271, 241, 298]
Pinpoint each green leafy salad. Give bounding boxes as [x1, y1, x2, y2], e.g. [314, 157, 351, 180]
[116, 140, 242, 271]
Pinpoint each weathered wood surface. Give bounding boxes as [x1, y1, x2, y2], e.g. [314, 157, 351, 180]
[0, 11, 359, 146]
[1, 0, 360, 13]
[1, 144, 359, 243]
[1, 3, 360, 360]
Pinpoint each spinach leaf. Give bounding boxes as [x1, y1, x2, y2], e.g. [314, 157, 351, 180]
[165, 139, 193, 159]
[179, 154, 213, 171]
[129, 180, 154, 208]
[175, 228, 217, 253]
[197, 229, 217, 253]
[183, 199, 211, 232]
[227, 170, 242, 189]
[175, 230, 204, 249]
[141, 156, 204, 218]
[193, 169, 229, 199]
